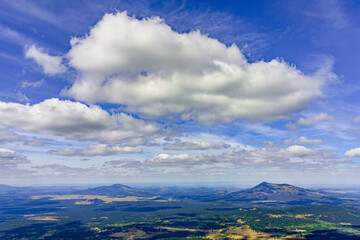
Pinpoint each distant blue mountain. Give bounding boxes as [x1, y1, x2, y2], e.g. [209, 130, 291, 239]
[74, 184, 151, 197]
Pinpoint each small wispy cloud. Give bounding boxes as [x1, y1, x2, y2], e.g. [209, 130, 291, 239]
[21, 79, 44, 89]
[345, 147, 360, 157]
[287, 113, 334, 130]
[25, 45, 66, 76]
[284, 136, 323, 145]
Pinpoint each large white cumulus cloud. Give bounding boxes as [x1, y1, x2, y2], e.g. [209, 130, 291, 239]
[65, 12, 332, 125]
[0, 98, 164, 143]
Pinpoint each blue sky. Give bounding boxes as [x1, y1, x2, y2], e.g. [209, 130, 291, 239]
[0, 0, 360, 186]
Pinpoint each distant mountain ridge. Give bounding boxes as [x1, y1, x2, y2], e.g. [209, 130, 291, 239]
[0, 182, 344, 205]
[74, 183, 151, 197]
[0, 184, 21, 192]
[224, 182, 339, 204]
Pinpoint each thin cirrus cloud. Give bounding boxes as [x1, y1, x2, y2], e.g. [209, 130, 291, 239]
[163, 141, 230, 150]
[0, 98, 165, 143]
[25, 45, 66, 75]
[48, 144, 143, 157]
[353, 116, 360, 122]
[63, 11, 334, 125]
[0, 24, 31, 46]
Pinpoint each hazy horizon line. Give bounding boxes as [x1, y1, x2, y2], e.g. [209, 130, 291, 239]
[3, 181, 360, 189]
